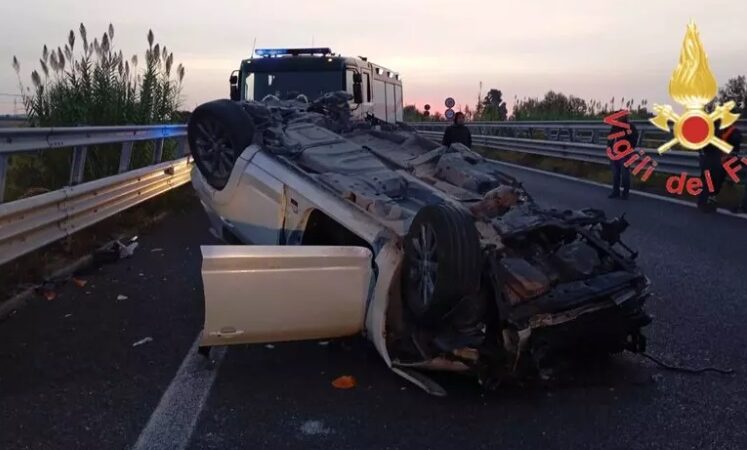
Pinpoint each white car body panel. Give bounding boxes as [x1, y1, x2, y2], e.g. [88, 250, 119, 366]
[200, 245, 373, 347]
[193, 145, 400, 365]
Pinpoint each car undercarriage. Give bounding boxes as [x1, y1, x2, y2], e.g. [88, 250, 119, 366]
[188, 92, 652, 394]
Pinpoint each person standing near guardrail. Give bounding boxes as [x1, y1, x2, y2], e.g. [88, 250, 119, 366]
[697, 120, 742, 212]
[736, 133, 747, 214]
[607, 113, 639, 199]
[442, 112, 472, 148]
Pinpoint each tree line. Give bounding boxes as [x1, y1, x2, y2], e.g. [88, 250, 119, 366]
[405, 77, 747, 122]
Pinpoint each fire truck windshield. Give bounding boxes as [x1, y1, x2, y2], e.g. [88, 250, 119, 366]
[244, 70, 343, 101]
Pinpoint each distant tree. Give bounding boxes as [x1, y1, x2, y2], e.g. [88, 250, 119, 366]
[476, 88, 508, 121]
[717, 75, 747, 113]
[404, 104, 424, 122]
[463, 104, 473, 121]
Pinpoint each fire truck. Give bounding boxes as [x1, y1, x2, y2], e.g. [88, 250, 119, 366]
[229, 47, 403, 123]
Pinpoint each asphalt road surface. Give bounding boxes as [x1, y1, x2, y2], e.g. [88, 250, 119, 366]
[1, 164, 746, 450]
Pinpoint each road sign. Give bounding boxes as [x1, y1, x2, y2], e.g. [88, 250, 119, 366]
[444, 108, 455, 120]
[444, 97, 455, 109]
[424, 104, 431, 111]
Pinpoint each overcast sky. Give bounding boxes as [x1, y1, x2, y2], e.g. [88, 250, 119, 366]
[1, 0, 745, 115]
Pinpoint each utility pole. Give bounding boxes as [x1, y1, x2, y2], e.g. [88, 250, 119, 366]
[477, 81, 483, 116]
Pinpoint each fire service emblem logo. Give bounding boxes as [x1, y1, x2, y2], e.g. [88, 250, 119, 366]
[650, 21, 740, 154]
[604, 21, 746, 198]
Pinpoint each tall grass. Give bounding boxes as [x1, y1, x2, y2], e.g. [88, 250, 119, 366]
[511, 92, 651, 121]
[8, 24, 186, 200]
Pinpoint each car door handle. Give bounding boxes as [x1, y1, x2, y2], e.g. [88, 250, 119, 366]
[209, 327, 245, 338]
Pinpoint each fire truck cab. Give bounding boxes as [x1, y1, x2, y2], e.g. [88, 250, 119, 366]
[229, 47, 403, 124]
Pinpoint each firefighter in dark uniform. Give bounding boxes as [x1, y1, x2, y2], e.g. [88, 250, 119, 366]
[442, 112, 472, 148]
[729, 126, 746, 213]
[698, 121, 742, 212]
[607, 113, 639, 200]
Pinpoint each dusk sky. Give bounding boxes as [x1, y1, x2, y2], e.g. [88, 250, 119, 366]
[1, 0, 745, 115]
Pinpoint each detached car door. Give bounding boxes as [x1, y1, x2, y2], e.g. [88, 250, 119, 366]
[200, 245, 373, 347]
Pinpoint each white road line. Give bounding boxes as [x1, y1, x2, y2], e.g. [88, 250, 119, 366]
[494, 160, 747, 220]
[132, 335, 226, 450]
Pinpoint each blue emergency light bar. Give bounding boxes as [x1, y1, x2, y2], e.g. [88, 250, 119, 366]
[255, 47, 333, 57]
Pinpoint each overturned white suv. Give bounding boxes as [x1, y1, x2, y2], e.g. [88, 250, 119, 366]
[188, 92, 651, 395]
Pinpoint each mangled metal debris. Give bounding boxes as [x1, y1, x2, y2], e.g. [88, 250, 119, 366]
[188, 92, 652, 394]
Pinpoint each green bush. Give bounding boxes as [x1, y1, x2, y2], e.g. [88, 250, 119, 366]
[8, 23, 186, 200]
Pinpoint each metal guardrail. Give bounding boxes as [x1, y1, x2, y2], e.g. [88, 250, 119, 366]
[416, 130, 701, 175]
[0, 125, 190, 265]
[409, 120, 747, 176]
[408, 119, 747, 139]
[0, 125, 188, 203]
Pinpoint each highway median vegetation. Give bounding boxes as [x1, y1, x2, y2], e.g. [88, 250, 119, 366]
[9, 23, 187, 201]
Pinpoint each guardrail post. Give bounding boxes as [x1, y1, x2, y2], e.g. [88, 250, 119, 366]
[119, 141, 134, 173]
[176, 136, 189, 156]
[69, 146, 87, 185]
[152, 138, 165, 164]
[0, 154, 7, 203]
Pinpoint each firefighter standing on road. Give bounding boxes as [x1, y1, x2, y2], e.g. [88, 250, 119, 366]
[442, 112, 472, 148]
[607, 113, 639, 200]
[697, 121, 742, 212]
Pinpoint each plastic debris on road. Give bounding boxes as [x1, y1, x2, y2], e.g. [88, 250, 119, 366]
[72, 277, 88, 288]
[331, 375, 357, 389]
[118, 241, 139, 259]
[300, 420, 332, 436]
[132, 337, 153, 347]
[36, 281, 58, 301]
[38, 284, 57, 301]
[94, 238, 139, 265]
[116, 294, 128, 301]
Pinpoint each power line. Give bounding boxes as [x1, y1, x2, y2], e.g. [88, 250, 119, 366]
[0, 93, 22, 97]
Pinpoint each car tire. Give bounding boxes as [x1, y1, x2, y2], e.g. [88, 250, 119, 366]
[188, 99, 255, 190]
[402, 203, 481, 324]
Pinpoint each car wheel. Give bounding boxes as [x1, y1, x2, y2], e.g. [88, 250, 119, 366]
[188, 99, 255, 190]
[402, 203, 481, 324]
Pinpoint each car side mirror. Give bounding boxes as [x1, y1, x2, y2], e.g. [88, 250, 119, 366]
[352, 73, 364, 104]
[229, 72, 240, 101]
